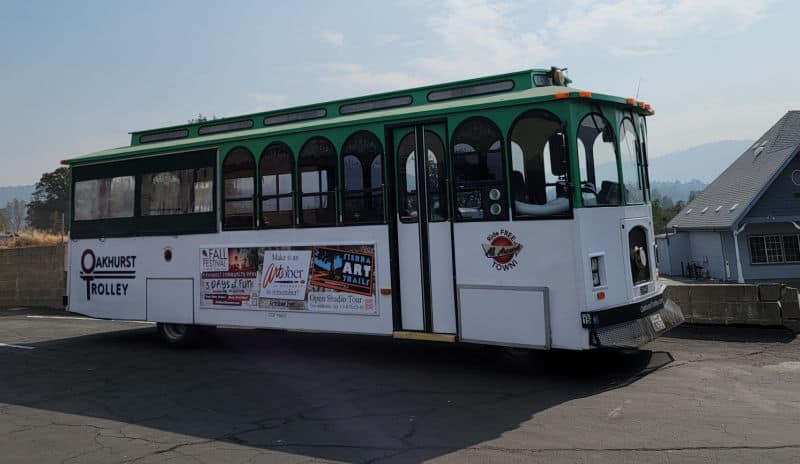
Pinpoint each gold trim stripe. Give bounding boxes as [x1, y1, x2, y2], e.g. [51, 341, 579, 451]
[392, 331, 456, 343]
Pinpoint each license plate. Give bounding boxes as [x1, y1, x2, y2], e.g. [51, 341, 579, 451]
[650, 313, 666, 331]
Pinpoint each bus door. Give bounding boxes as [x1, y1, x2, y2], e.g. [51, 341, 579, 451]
[391, 124, 457, 335]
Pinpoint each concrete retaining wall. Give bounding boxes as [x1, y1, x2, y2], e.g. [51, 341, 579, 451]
[0, 245, 65, 309]
[666, 282, 800, 326]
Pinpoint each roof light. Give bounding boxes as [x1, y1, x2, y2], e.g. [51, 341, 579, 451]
[627, 98, 636, 105]
[60, 159, 69, 165]
[578, 91, 592, 98]
[638, 102, 646, 108]
[554, 92, 569, 99]
[549, 67, 567, 86]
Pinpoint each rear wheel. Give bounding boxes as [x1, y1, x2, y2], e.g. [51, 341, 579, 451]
[157, 323, 214, 348]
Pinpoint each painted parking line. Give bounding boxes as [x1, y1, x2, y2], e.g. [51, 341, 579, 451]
[26, 315, 97, 321]
[26, 315, 155, 325]
[0, 343, 35, 350]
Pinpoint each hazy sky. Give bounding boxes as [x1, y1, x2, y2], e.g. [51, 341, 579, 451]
[1, 0, 798, 186]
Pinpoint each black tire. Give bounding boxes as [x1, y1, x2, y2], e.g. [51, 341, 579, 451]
[157, 323, 214, 348]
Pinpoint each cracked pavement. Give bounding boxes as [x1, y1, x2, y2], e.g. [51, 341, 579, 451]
[1, 308, 799, 463]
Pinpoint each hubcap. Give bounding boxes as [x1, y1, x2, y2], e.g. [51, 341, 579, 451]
[162, 324, 187, 340]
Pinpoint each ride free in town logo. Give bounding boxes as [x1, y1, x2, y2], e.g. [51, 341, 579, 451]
[482, 229, 523, 271]
[79, 249, 137, 300]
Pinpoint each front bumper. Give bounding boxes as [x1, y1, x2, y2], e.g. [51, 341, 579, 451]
[583, 292, 685, 348]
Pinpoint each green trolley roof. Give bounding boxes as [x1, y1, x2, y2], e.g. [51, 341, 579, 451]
[63, 68, 653, 166]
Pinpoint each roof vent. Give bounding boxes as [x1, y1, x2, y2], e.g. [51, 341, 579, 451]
[701, 207, 709, 214]
[715, 206, 723, 213]
[686, 208, 693, 214]
[729, 203, 739, 211]
[753, 139, 768, 158]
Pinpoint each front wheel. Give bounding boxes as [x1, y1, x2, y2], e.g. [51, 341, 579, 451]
[157, 323, 214, 348]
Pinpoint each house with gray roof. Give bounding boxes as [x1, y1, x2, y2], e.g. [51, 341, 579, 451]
[658, 111, 800, 283]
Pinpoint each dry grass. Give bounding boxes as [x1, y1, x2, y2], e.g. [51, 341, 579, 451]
[0, 230, 64, 249]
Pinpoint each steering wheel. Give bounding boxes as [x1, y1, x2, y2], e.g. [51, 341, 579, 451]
[580, 181, 597, 194]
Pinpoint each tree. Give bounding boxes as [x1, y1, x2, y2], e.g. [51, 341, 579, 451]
[26, 167, 68, 232]
[651, 197, 685, 235]
[4, 199, 27, 232]
[0, 209, 8, 232]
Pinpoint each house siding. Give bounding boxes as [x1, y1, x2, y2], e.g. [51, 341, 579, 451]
[738, 222, 800, 282]
[746, 151, 800, 219]
[688, 231, 726, 279]
[661, 232, 690, 276]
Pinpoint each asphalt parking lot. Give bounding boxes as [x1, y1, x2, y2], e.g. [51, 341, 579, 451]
[1, 308, 799, 464]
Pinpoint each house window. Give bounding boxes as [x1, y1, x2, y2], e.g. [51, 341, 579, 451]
[749, 234, 800, 264]
[749, 236, 767, 264]
[784, 235, 800, 262]
[764, 235, 784, 263]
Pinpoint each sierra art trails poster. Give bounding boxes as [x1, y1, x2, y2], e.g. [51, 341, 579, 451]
[199, 244, 376, 315]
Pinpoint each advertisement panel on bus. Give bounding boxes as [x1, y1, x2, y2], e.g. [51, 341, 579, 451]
[199, 244, 376, 315]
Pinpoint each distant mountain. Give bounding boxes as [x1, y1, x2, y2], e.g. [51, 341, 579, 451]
[0, 185, 34, 207]
[649, 140, 753, 183]
[651, 180, 706, 205]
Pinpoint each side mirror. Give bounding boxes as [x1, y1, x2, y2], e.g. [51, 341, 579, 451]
[548, 133, 567, 176]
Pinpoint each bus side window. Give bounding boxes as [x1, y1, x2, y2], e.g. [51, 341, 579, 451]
[74, 176, 135, 220]
[141, 167, 213, 216]
[619, 118, 644, 205]
[509, 110, 571, 219]
[451, 117, 508, 221]
[260, 142, 295, 228]
[341, 130, 384, 224]
[298, 136, 338, 226]
[577, 113, 620, 206]
[222, 147, 256, 230]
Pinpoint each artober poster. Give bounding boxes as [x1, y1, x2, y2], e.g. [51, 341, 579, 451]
[199, 244, 376, 315]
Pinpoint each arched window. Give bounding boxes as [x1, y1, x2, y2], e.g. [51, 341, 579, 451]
[620, 118, 644, 204]
[341, 131, 384, 224]
[577, 114, 620, 206]
[298, 136, 337, 225]
[260, 142, 295, 228]
[222, 147, 256, 229]
[452, 117, 507, 221]
[509, 110, 570, 218]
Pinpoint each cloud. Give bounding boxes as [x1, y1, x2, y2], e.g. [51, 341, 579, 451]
[319, 0, 555, 95]
[609, 46, 673, 57]
[302, 0, 772, 106]
[415, 0, 555, 80]
[319, 64, 427, 95]
[319, 31, 345, 48]
[548, 0, 769, 48]
[247, 93, 289, 112]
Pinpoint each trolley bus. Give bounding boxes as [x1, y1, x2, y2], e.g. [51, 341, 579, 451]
[62, 67, 683, 349]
